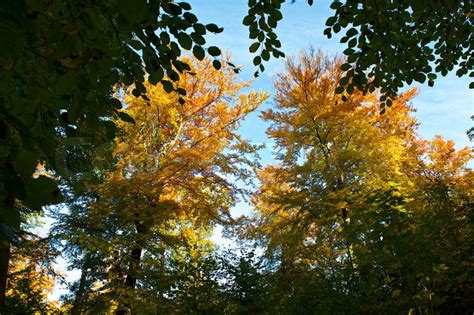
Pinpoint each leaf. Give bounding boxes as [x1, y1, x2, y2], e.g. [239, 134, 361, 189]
[178, 2, 192, 10]
[343, 48, 355, 56]
[339, 76, 349, 86]
[249, 42, 260, 53]
[193, 23, 206, 35]
[243, 15, 255, 26]
[325, 16, 337, 27]
[206, 23, 223, 33]
[340, 63, 351, 71]
[177, 33, 192, 50]
[193, 45, 205, 61]
[162, 80, 174, 93]
[253, 56, 261, 66]
[212, 60, 221, 70]
[118, 111, 135, 124]
[176, 87, 186, 96]
[149, 68, 164, 85]
[346, 27, 358, 38]
[208, 46, 221, 57]
[183, 12, 198, 23]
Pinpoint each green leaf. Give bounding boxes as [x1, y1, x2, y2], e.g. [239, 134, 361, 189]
[339, 76, 349, 86]
[330, 1, 342, 9]
[343, 48, 355, 55]
[178, 2, 192, 10]
[0, 12, 26, 58]
[111, 98, 123, 109]
[176, 87, 187, 96]
[208, 46, 221, 57]
[427, 73, 437, 81]
[149, 68, 164, 85]
[324, 28, 332, 38]
[212, 60, 221, 70]
[253, 56, 261, 66]
[340, 63, 351, 71]
[325, 16, 337, 27]
[103, 120, 117, 139]
[335, 86, 344, 94]
[193, 45, 205, 61]
[249, 42, 260, 53]
[162, 80, 174, 93]
[270, 9, 283, 21]
[415, 73, 426, 83]
[346, 27, 358, 38]
[56, 71, 78, 96]
[193, 23, 206, 35]
[243, 15, 255, 26]
[190, 32, 206, 45]
[206, 23, 223, 33]
[177, 33, 192, 50]
[132, 88, 141, 97]
[183, 12, 198, 23]
[160, 32, 170, 45]
[118, 111, 135, 124]
[346, 84, 354, 94]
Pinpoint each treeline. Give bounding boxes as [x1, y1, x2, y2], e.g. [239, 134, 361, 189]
[6, 52, 473, 314]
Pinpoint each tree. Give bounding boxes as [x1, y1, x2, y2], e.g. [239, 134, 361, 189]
[247, 51, 473, 312]
[52, 56, 266, 314]
[4, 217, 60, 314]
[219, 248, 271, 314]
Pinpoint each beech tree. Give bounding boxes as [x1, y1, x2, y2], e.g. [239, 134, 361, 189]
[51, 56, 266, 314]
[247, 51, 473, 313]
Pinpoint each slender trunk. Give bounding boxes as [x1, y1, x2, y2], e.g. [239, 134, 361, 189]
[124, 247, 142, 290]
[71, 254, 91, 315]
[0, 194, 14, 312]
[115, 220, 148, 315]
[0, 242, 9, 312]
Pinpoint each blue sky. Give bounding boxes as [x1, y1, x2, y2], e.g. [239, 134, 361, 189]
[189, 0, 473, 155]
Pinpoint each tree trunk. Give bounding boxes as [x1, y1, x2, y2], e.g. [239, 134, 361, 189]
[71, 254, 91, 315]
[0, 242, 9, 312]
[0, 194, 14, 312]
[115, 219, 149, 315]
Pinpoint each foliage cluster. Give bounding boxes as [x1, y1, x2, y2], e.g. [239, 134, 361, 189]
[5, 52, 473, 314]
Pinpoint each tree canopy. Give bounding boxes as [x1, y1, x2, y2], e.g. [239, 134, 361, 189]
[3, 51, 472, 314]
[0, 0, 472, 312]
